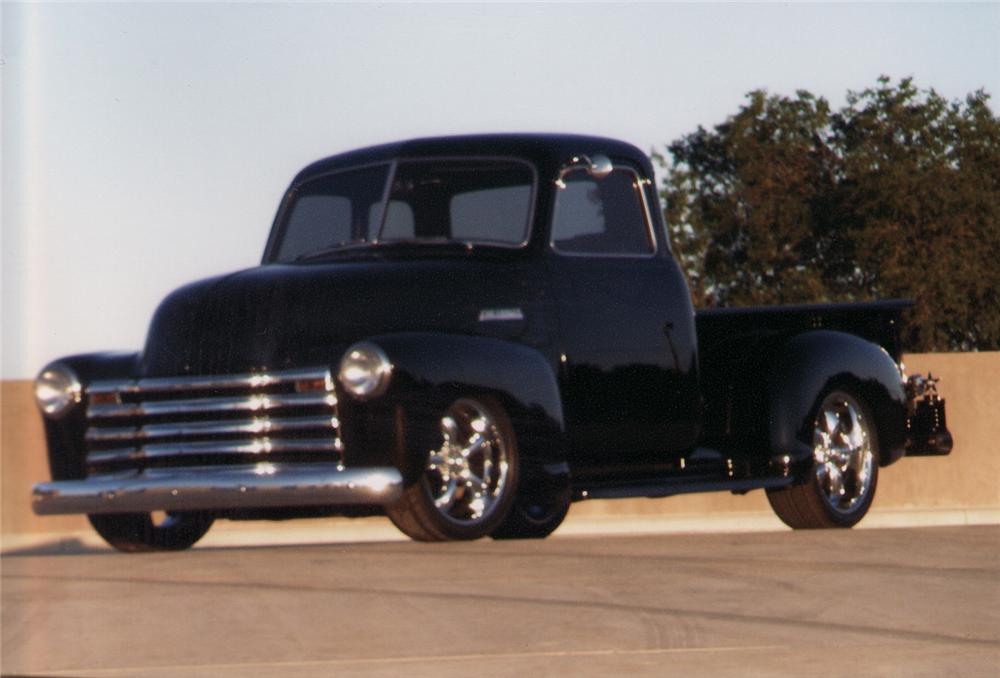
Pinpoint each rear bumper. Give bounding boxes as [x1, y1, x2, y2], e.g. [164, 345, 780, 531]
[906, 431, 954, 457]
[32, 463, 403, 516]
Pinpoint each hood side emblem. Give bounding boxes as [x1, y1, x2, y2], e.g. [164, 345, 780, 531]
[478, 308, 524, 322]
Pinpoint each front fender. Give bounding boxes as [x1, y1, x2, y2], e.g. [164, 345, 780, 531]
[768, 331, 907, 471]
[38, 352, 140, 480]
[339, 332, 567, 486]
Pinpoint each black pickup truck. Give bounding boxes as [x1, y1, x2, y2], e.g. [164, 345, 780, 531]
[32, 134, 952, 551]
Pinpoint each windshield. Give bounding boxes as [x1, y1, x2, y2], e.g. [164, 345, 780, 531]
[273, 158, 536, 262]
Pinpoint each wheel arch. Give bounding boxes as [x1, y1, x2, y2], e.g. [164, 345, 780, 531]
[767, 330, 908, 471]
[363, 332, 569, 487]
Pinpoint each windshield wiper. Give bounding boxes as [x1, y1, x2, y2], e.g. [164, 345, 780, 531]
[293, 241, 376, 262]
[375, 237, 476, 251]
[294, 238, 481, 262]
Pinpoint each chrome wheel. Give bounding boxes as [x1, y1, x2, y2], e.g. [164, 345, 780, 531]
[766, 388, 880, 529]
[813, 393, 876, 514]
[426, 399, 511, 525]
[387, 395, 519, 541]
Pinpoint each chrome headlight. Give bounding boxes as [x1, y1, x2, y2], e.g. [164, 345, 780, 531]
[35, 362, 83, 418]
[338, 342, 393, 399]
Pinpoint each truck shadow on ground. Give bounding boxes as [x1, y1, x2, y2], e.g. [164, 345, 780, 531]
[2, 538, 108, 557]
[1, 537, 409, 558]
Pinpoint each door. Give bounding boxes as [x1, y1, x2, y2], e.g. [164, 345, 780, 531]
[547, 164, 699, 464]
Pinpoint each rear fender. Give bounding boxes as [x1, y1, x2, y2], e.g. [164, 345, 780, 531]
[768, 331, 907, 473]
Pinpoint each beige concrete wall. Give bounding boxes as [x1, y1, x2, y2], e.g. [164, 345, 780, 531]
[2, 353, 997, 537]
[2, 381, 90, 536]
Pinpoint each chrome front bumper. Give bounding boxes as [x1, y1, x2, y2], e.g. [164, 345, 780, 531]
[32, 463, 403, 516]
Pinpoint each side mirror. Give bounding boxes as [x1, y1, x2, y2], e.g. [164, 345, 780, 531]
[555, 154, 614, 188]
[588, 154, 613, 179]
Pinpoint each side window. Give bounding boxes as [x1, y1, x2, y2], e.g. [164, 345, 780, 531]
[551, 168, 654, 256]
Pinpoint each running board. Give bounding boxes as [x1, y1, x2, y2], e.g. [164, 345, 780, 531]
[574, 476, 795, 501]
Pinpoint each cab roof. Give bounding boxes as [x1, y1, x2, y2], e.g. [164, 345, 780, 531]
[292, 133, 653, 185]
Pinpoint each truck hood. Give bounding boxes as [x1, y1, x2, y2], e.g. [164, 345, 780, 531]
[140, 258, 550, 376]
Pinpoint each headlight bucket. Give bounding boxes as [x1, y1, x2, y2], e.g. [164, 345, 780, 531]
[35, 362, 83, 418]
[338, 342, 393, 400]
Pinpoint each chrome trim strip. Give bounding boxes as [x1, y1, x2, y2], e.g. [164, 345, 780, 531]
[86, 415, 339, 443]
[88, 391, 337, 419]
[87, 437, 344, 464]
[32, 464, 403, 515]
[88, 367, 331, 396]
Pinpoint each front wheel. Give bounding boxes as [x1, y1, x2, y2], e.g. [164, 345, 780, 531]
[766, 390, 880, 529]
[88, 511, 214, 552]
[387, 396, 519, 541]
[491, 482, 570, 540]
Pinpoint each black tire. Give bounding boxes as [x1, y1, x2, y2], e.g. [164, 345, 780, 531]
[766, 389, 880, 529]
[491, 484, 570, 540]
[88, 511, 214, 552]
[387, 396, 520, 541]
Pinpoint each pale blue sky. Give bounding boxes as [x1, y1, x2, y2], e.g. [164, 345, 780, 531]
[3, 2, 998, 378]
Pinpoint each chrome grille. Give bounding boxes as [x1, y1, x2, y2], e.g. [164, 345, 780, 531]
[84, 367, 342, 472]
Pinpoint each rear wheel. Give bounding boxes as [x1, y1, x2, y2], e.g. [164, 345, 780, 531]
[767, 390, 879, 529]
[88, 511, 214, 552]
[387, 396, 519, 541]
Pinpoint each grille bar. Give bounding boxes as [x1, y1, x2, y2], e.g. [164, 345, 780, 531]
[85, 367, 342, 471]
[88, 391, 337, 419]
[86, 415, 339, 443]
[88, 438, 345, 465]
[87, 367, 332, 396]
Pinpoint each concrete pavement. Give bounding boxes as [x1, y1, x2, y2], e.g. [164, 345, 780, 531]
[3, 525, 998, 677]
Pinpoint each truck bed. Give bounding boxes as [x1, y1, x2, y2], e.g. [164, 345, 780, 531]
[697, 299, 912, 363]
[694, 299, 912, 447]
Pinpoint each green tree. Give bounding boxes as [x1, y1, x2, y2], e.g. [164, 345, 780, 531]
[660, 77, 1000, 351]
[658, 90, 840, 307]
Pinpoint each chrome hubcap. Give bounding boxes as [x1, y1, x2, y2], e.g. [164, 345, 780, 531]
[425, 399, 510, 525]
[813, 394, 875, 513]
